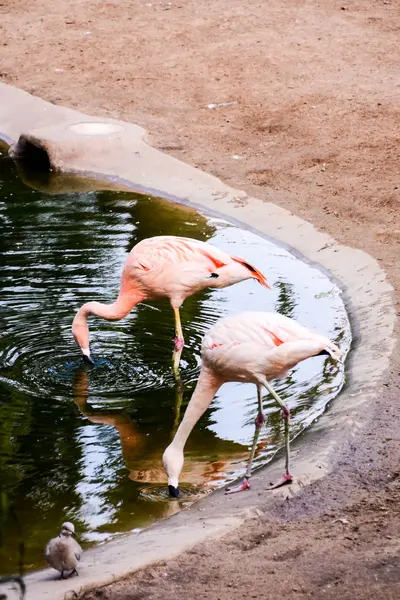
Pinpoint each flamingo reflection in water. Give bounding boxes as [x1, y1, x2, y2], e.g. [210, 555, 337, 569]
[72, 370, 250, 500]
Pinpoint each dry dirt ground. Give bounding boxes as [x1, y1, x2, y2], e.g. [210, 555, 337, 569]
[1, 0, 400, 598]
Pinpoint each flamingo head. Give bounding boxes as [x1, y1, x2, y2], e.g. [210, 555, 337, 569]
[162, 444, 184, 498]
[72, 310, 94, 364]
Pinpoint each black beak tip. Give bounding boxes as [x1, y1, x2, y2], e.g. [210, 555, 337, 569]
[168, 485, 180, 498]
[82, 354, 95, 365]
[316, 349, 330, 357]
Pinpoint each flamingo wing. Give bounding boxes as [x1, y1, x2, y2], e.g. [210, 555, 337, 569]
[131, 236, 231, 271]
[170, 237, 269, 286]
[258, 313, 314, 346]
[192, 240, 269, 287]
[205, 312, 340, 355]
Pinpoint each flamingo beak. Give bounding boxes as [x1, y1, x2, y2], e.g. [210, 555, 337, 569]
[168, 485, 180, 498]
[81, 348, 94, 365]
[316, 349, 330, 357]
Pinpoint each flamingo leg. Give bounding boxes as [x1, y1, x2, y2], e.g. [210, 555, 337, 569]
[171, 376, 184, 439]
[172, 308, 185, 380]
[263, 380, 293, 489]
[225, 385, 265, 494]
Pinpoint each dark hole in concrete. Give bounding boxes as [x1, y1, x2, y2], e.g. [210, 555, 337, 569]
[11, 138, 52, 187]
[13, 138, 52, 172]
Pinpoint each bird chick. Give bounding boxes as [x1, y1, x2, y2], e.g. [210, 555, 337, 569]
[45, 522, 82, 579]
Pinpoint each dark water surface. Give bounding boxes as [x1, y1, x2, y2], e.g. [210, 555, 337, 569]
[0, 150, 351, 574]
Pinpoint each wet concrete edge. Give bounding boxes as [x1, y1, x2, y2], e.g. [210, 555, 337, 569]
[0, 82, 396, 600]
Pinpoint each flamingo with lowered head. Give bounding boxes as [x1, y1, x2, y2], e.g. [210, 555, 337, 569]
[163, 311, 341, 496]
[72, 235, 269, 374]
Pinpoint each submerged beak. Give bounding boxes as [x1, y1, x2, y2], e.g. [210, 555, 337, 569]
[82, 353, 94, 365]
[168, 485, 180, 498]
[81, 348, 94, 365]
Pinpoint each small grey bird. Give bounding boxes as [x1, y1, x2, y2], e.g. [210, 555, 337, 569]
[45, 522, 82, 579]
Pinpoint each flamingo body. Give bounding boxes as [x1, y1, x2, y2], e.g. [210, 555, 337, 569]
[163, 311, 341, 496]
[72, 236, 268, 363]
[202, 311, 341, 383]
[125, 236, 267, 305]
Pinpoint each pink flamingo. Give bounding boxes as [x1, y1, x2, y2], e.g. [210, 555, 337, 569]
[72, 236, 269, 373]
[163, 311, 341, 496]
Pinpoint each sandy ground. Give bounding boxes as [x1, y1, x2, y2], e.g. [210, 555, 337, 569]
[1, 0, 399, 598]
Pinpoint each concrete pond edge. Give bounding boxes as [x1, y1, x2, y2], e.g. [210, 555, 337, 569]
[0, 82, 396, 600]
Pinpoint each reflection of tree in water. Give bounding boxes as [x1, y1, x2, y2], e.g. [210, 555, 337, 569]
[0, 386, 31, 580]
[0, 391, 33, 497]
[273, 280, 296, 319]
[0, 385, 86, 575]
[0, 493, 25, 599]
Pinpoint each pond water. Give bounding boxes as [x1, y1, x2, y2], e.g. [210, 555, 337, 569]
[0, 149, 351, 575]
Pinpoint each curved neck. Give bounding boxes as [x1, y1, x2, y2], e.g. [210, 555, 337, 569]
[171, 368, 222, 452]
[72, 278, 146, 352]
[79, 282, 145, 323]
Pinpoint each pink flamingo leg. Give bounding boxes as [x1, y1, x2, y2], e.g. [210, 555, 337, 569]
[225, 385, 265, 494]
[263, 381, 293, 489]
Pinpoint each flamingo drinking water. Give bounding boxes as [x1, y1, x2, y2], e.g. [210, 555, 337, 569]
[163, 311, 341, 495]
[72, 236, 269, 374]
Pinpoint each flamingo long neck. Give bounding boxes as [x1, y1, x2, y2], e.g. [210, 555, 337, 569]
[82, 285, 145, 321]
[78, 275, 146, 322]
[72, 277, 146, 352]
[170, 368, 222, 452]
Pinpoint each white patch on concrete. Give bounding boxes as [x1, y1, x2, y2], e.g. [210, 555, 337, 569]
[68, 122, 124, 135]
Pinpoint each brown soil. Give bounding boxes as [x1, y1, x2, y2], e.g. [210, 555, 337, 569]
[1, 0, 399, 598]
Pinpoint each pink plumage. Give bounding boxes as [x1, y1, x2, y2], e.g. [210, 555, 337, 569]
[72, 235, 269, 365]
[202, 311, 341, 382]
[163, 311, 341, 496]
[124, 236, 269, 305]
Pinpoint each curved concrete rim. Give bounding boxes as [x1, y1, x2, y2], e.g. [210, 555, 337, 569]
[0, 82, 396, 600]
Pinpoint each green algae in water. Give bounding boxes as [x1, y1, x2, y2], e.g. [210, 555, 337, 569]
[0, 151, 351, 575]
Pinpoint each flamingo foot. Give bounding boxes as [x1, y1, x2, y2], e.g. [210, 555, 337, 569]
[268, 472, 293, 490]
[174, 337, 185, 352]
[225, 477, 251, 494]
